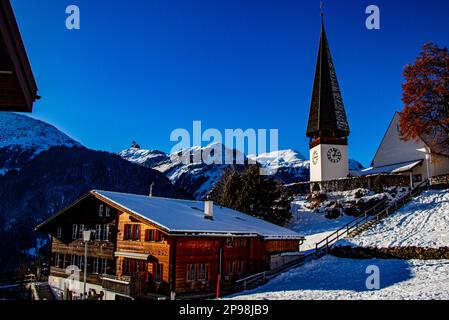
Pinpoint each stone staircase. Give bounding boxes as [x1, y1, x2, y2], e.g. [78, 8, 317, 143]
[34, 283, 56, 300]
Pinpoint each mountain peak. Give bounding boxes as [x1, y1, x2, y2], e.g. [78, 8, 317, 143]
[0, 112, 80, 150]
[0, 112, 81, 174]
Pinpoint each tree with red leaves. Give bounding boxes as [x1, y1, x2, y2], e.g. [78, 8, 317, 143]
[399, 43, 449, 153]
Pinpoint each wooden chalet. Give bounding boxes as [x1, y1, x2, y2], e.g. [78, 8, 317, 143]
[0, 0, 38, 112]
[35, 190, 305, 300]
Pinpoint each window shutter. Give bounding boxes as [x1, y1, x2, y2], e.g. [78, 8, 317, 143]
[124, 224, 129, 240]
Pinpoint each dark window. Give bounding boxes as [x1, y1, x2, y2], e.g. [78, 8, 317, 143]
[56, 227, 63, 239]
[102, 224, 110, 241]
[99, 205, 104, 217]
[225, 260, 244, 275]
[145, 229, 163, 242]
[145, 229, 155, 242]
[124, 224, 140, 240]
[93, 258, 100, 274]
[78, 224, 85, 239]
[187, 264, 196, 282]
[198, 264, 209, 282]
[54, 253, 63, 268]
[100, 259, 108, 274]
[154, 263, 163, 283]
[72, 224, 78, 240]
[95, 224, 102, 241]
[133, 225, 141, 241]
[124, 224, 131, 240]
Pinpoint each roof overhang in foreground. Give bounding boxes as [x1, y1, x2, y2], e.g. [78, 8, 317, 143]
[0, 0, 38, 112]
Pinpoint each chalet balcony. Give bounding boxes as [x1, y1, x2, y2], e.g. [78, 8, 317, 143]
[101, 274, 146, 297]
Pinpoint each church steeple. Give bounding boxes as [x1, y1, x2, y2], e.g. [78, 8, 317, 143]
[306, 14, 350, 140]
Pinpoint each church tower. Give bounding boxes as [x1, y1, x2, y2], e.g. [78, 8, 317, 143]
[307, 13, 350, 184]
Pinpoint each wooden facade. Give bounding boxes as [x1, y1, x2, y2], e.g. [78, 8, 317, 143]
[36, 192, 303, 299]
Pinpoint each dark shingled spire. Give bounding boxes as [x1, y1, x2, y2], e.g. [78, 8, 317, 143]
[306, 15, 350, 139]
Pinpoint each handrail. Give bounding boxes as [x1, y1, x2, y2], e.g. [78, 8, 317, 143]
[235, 271, 266, 285]
[315, 198, 388, 248]
[233, 180, 429, 294]
[314, 179, 429, 255]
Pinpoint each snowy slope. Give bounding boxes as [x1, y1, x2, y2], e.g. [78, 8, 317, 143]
[0, 112, 79, 150]
[0, 112, 81, 173]
[337, 189, 449, 249]
[230, 255, 449, 300]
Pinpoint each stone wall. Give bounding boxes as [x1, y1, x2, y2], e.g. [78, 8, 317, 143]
[285, 174, 410, 196]
[331, 246, 449, 260]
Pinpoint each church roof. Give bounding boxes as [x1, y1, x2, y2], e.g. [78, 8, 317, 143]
[306, 17, 350, 138]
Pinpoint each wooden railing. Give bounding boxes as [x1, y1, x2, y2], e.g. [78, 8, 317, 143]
[234, 180, 429, 294]
[314, 179, 429, 256]
[101, 273, 146, 297]
[431, 174, 449, 187]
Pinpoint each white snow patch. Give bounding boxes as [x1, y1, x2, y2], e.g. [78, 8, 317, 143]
[337, 189, 449, 249]
[230, 255, 449, 300]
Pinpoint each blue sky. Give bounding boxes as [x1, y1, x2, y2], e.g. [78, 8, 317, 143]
[11, 0, 449, 166]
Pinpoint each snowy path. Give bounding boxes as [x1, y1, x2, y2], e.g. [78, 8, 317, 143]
[290, 198, 354, 251]
[337, 189, 449, 249]
[230, 256, 449, 300]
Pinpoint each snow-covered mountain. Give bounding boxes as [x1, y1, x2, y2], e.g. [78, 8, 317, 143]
[120, 143, 247, 200]
[120, 145, 366, 199]
[248, 150, 310, 184]
[0, 112, 81, 174]
[349, 159, 365, 172]
[0, 114, 185, 273]
[118, 148, 169, 168]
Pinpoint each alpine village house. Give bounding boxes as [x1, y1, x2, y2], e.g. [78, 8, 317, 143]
[35, 191, 305, 300]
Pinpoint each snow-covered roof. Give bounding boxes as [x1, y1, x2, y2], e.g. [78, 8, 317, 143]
[92, 190, 304, 240]
[359, 160, 423, 176]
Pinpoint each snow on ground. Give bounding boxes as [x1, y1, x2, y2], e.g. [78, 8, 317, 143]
[290, 198, 353, 251]
[337, 189, 449, 249]
[230, 255, 449, 300]
[288, 188, 409, 251]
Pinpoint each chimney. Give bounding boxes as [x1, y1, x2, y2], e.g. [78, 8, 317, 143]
[149, 182, 155, 197]
[204, 199, 214, 220]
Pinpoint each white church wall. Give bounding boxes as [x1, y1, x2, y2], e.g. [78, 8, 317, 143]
[431, 154, 449, 177]
[373, 113, 427, 168]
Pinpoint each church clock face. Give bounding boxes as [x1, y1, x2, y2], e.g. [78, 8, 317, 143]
[327, 148, 342, 164]
[312, 151, 319, 165]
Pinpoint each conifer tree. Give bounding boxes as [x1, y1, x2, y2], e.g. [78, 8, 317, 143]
[212, 166, 292, 226]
